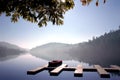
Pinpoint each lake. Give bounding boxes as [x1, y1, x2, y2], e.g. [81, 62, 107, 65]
[0, 53, 119, 80]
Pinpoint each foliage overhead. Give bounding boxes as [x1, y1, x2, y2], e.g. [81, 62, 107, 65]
[0, 0, 106, 27]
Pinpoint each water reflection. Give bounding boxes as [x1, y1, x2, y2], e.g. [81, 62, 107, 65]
[0, 53, 119, 80]
[0, 54, 19, 61]
[0, 52, 26, 62]
[110, 72, 120, 77]
[30, 52, 120, 67]
[30, 52, 73, 61]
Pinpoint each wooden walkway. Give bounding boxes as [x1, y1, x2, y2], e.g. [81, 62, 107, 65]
[110, 65, 120, 71]
[50, 64, 68, 75]
[94, 65, 110, 78]
[27, 64, 48, 74]
[74, 65, 83, 76]
[27, 64, 120, 78]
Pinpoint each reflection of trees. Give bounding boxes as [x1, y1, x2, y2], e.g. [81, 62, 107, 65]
[0, 54, 19, 62]
[0, 46, 24, 61]
[0, 47, 20, 61]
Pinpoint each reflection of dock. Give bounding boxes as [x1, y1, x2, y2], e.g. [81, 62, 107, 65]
[27, 64, 120, 78]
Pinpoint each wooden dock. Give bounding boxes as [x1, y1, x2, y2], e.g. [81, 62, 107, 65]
[27, 64, 48, 74]
[50, 64, 68, 75]
[74, 65, 83, 76]
[110, 65, 120, 71]
[27, 64, 120, 78]
[94, 65, 110, 78]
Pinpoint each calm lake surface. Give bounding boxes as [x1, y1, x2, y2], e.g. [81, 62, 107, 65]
[0, 53, 119, 80]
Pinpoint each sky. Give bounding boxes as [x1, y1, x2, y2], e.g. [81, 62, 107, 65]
[0, 0, 120, 49]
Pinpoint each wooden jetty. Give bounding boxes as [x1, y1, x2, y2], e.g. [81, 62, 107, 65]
[74, 65, 83, 77]
[110, 65, 120, 71]
[27, 64, 120, 78]
[50, 64, 68, 75]
[94, 65, 110, 78]
[27, 64, 48, 74]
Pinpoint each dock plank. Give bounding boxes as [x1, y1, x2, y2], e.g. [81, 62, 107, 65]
[74, 65, 83, 76]
[27, 64, 48, 74]
[94, 65, 110, 78]
[110, 65, 120, 71]
[50, 64, 67, 74]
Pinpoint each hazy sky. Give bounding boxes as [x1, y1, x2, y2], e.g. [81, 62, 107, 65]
[0, 0, 120, 49]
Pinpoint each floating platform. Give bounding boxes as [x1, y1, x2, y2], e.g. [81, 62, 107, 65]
[27, 64, 120, 78]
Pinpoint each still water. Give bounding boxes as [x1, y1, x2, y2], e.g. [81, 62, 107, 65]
[0, 53, 119, 80]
